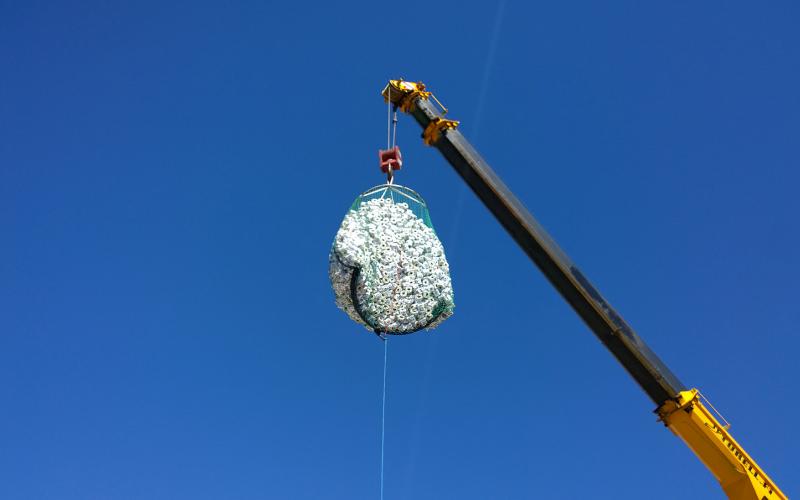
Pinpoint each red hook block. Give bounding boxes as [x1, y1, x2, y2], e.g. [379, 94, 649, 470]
[379, 146, 403, 174]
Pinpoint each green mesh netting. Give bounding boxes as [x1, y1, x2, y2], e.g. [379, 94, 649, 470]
[329, 183, 454, 335]
[350, 184, 435, 230]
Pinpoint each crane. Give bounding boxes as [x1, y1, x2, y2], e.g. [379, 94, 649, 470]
[381, 79, 787, 500]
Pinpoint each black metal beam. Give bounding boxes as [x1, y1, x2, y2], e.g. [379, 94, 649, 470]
[409, 98, 685, 405]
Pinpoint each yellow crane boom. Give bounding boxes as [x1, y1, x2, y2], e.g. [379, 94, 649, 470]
[382, 78, 787, 500]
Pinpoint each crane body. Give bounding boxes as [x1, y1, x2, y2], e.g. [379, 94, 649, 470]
[381, 79, 787, 500]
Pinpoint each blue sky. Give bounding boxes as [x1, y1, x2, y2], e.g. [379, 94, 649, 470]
[1, 2, 798, 499]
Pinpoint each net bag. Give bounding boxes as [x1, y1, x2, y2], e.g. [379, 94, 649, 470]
[329, 184, 455, 335]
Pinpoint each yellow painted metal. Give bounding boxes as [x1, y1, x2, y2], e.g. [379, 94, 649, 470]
[383, 78, 787, 499]
[422, 117, 460, 145]
[657, 389, 787, 500]
[382, 79, 431, 112]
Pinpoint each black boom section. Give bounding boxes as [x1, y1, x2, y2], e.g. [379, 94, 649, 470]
[408, 98, 685, 405]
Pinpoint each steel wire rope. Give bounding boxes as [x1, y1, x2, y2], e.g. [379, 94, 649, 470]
[379, 83, 393, 500]
[379, 83, 406, 499]
[387, 85, 393, 185]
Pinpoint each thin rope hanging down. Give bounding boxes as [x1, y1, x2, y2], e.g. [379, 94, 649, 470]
[379, 337, 388, 500]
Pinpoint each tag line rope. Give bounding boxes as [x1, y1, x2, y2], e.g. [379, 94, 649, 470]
[380, 337, 388, 500]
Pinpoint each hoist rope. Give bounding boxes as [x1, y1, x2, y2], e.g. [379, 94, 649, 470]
[386, 86, 393, 185]
[385, 86, 399, 185]
[387, 86, 392, 150]
[379, 85, 399, 499]
[391, 108, 398, 150]
[379, 337, 389, 500]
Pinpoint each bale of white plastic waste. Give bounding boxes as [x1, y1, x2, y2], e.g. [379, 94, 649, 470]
[329, 184, 454, 335]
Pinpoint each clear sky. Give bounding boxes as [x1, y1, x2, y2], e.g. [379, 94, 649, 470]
[2, 2, 798, 499]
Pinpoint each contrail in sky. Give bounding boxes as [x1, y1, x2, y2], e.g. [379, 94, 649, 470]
[401, 1, 507, 493]
[447, 0, 506, 256]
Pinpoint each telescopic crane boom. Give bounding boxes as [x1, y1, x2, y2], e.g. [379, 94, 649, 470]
[382, 79, 787, 500]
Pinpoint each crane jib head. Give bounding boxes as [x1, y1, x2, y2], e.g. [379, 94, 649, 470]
[381, 79, 430, 112]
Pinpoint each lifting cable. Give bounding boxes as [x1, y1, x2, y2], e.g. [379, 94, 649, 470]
[379, 84, 402, 499]
[387, 85, 392, 151]
[385, 86, 399, 186]
[378, 84, 395, 500]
